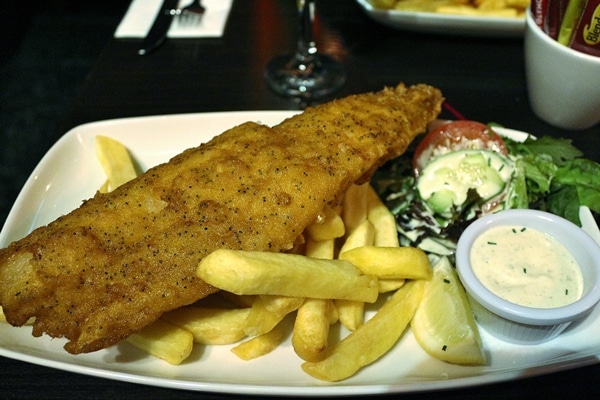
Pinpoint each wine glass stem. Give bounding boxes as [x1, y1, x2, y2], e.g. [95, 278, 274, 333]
[263, 0, 345, 99]
[297, 0, 316, 60]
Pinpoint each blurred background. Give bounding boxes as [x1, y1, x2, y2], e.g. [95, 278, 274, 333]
[0, 0, 129, 227]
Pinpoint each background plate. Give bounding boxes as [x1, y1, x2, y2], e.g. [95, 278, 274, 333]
[1, 111, 599, 396]
[356, 0, 525, 37]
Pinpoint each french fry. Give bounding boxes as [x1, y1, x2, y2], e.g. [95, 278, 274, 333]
[301, 279, 425, 381]
[292, 298, 337, 362]
[505, 0, 529, 7]
[436, 5, 519, 16]
[366, 184, 400, 247]
[161, 306, 250, 345]
[339, 219, 375, 255]
[98, 181, 110, 193]
[305, 238, 335, 260]
[378, 278, 406, 293]
[126, 319, 194, 365]
[340, 246, 432, 280]
[336, 214, 376, 330]
[305, 206, 345, 241]
[293, 232, 339, 358]
[333, 299, 364, 331]
[197, 249, 379, 303]
[231, 323, 287, 360]
[95, 135, 138, 192]
[375, 0, 527, 17]
[342, 183, 370, 234]
[304, 235, 337, 336]
[244, 295, 304, 337]
[339, 185, 411, 325]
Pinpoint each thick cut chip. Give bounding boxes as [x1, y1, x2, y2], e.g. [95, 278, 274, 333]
[161, 307, 249, 345]
[95, 135, 138, 192]
[305, 238, 335, 260]
[339, 219, 375, 255]
[305, 206, 345, 242]
[126, 319, 193, 365]
[411, 257, 485, 365]
[302, 279, 424, 381]
[336, 216, 375, 330]
[231, 323, 287, 361]
[293, 298, 337, 362]
[342, 183, 370, 234]
[340, 246, 432, 280]
[197, 249, 379, 302]
[366, 184, 400, 247]
[378, 278, 406, 293]
[244, 295, 304, 337]
[334, 299, 364, 331]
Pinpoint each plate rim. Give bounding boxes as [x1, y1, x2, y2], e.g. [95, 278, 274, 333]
[1, 111, 599, 396]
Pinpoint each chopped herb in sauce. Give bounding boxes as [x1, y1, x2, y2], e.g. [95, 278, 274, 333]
[470, 225, 583, 308]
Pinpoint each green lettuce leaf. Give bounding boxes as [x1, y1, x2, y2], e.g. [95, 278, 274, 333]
[554, 158, 600, 214]
[504, 135, 599, 225]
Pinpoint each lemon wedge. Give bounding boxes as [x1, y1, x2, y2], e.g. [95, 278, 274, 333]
[411, 257, 486, 365]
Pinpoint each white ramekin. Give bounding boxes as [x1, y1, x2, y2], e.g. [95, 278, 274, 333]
[456, 209, 600, 344]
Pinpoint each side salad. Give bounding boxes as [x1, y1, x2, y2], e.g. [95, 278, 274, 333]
[372, 120, 600, 262]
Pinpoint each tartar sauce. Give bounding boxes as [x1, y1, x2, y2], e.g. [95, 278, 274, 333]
[470, 225, 583, 308]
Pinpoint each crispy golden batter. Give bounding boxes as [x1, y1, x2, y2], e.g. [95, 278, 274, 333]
[0, 84, 442, 354]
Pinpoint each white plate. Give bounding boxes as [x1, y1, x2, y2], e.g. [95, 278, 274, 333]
[1, 111, 599, 396]
[356, 0, 525, 38]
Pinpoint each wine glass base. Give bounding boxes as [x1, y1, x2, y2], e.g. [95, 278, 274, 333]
[264, 53, 346, 100]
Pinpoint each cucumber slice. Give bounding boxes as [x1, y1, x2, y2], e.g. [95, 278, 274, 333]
[427, 188, 456, 214]
[417, 149, 514, 215]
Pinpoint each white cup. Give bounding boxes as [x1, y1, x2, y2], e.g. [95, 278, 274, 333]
[524, 9, 600, 130]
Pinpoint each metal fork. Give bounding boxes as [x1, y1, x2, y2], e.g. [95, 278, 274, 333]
[174, 0, 206, 26]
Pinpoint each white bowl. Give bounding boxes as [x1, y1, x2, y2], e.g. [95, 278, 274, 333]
[456, 209, 600, 344]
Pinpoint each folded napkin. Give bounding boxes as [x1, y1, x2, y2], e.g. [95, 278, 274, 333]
[114, 0, 232, 38]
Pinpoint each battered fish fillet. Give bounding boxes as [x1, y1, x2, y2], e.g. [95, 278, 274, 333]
[0, 84, 443, 354]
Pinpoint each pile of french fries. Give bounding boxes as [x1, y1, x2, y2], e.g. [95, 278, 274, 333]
[371, 0, 529, 18]
[95, 136, 439, 381]
[0, 136, 439, 382]
[127, 178, 432, 381]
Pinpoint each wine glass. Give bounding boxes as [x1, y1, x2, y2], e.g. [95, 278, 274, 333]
[264, 0, 346, 100]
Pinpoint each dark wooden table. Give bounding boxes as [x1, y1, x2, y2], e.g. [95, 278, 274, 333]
[2, 1, 599, 399]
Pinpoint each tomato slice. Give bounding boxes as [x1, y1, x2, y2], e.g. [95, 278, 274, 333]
[413, 121, 508, 176]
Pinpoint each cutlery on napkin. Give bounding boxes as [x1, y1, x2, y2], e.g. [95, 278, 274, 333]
[114, 0, 232, 39]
